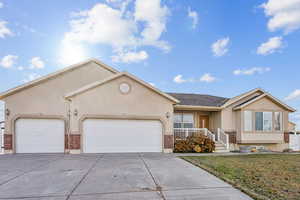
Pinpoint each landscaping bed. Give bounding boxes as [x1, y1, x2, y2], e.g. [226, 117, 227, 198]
[181, 154, 300, 200]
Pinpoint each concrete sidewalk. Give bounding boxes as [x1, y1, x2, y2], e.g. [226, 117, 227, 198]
[0, 153, 252, 199]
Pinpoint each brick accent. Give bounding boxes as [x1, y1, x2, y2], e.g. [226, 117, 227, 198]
[225, 131, 237, 144]
[4, 134, 13, 150]
[69, 135, 81, 149]
[65, 135, 69, 149]
[164, 135, 174, 149]
[284, 132, 289, 143]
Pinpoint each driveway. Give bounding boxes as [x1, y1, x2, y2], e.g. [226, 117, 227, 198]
[0, 153, 252, 200]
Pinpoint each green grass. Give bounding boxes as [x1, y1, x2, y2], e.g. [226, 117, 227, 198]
[181, 154, 300, 200]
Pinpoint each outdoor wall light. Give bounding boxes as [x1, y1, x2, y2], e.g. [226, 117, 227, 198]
[5, 109, 10, 116]
[166, 112, 170, 119]
[74, 109, 78, 116]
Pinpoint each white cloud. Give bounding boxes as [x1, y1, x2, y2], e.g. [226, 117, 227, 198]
[285, 89, 300, 101]
[233, 67, 271, 75]
[257, 36, 283, 55]
[22, 73, 41, 83]
[211, 37, 230, 57]
[0, 20, 13, 38]
[174, 73, 216, 84]
[30, 57, 45, 69]
[200, 73, 216, 83]
[261, 0, 300, 34]
[173, 75, 187, 84]
[0, 2, 3, 8]
[188, 7, 198, 29]
[134, 0, 170, 52]
[62, 0, 170, 64]
[17, 66, 24, 71]
[112, 50, 148, 63]
[0, 55, 18, 68]
[59, 40, 89, 66]
[149, 82, 155, 87]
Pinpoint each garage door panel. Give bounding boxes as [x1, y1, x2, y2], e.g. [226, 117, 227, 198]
[83, 119, 162, 153]
[16, 119, 65, 153]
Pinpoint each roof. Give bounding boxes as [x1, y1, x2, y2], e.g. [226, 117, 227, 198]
[66, 72, 180, 104]
[0, 58, 119, 99]
[167, 93, 229, 107]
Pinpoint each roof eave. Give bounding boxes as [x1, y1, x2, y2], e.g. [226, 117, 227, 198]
[174, 105, 222, 111]
[65, 72, 180, 104]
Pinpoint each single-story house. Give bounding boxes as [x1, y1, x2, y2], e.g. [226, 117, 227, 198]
[0, 59, 296, 153]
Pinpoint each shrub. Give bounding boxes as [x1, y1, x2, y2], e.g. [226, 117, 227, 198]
[174, 135, 215, 153]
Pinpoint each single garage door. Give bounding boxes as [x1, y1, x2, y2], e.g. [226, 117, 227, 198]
[15, 119, 65, 153]
[83, 119, 162, 153]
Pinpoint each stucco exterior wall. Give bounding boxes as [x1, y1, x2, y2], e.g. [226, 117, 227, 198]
[68, 75, 175, 151]
[3, 62, 116, 134]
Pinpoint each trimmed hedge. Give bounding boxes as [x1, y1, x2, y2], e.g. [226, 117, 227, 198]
[174, 135, 215, 153]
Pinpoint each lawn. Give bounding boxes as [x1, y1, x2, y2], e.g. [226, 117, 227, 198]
[182, 154, 300, 200]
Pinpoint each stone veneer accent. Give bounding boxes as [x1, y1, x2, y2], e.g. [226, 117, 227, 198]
[225, 131, 237, 144]
[4, 134, 13, 150]
[284, 132, 289, 143]
[164, 135, 174, 149]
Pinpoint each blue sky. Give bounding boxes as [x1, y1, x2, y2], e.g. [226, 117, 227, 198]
[0, 0, 300, 128]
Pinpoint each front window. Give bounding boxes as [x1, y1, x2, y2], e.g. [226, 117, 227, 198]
[274, 112, 282, 131]
[174, 113, 194, 128]
[255, 112, 272, 131]
[244, 111, 252, 131]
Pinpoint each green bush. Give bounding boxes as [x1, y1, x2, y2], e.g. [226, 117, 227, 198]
[174, 135, 215, 153]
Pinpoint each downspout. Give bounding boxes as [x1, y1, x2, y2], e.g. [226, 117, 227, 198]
[66, 99, 71, 154]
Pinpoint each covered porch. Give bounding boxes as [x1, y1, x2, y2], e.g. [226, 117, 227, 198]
[173, 106, 229, 152]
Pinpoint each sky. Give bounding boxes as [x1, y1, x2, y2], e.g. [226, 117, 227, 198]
[0, 0, 300, 128]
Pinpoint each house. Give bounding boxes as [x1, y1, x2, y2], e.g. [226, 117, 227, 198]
[288, 121, 296, 132]
[0, 59, 296, 153]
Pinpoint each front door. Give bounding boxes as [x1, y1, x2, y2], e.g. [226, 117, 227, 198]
[199, 115, 209, 129]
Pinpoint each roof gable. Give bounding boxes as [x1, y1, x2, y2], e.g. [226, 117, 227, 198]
[233, 93, 296, 112]
[222, 88, 265, 108]
[0, 58, 119, 99]
[65, 72, 179, 104]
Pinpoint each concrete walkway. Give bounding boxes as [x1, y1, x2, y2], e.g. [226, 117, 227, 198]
[0, 153, 252, 200]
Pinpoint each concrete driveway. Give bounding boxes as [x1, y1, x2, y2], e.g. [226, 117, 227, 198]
[0, 153, 252, 200]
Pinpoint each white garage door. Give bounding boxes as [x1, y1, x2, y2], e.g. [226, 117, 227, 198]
[83, 119, 162, 153]
[15, 119, 65, 153]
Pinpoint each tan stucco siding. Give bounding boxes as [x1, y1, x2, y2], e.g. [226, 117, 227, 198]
[210, 111, 221, 132]
[3, 62, 115, 133]
[68, 75, 174, 135]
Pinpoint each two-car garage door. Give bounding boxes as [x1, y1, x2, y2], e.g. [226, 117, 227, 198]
[83, 119, 162, 153]
[15, 118, 162, 153]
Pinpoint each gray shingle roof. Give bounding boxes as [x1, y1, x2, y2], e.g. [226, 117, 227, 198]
[167, 93, 229, 107]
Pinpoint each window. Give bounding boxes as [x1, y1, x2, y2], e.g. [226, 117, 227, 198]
[244, 111, 252, 131]
[274, 112, 282, 131]
[255, 112, 272, 131]
[174, 113, 194, 128]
